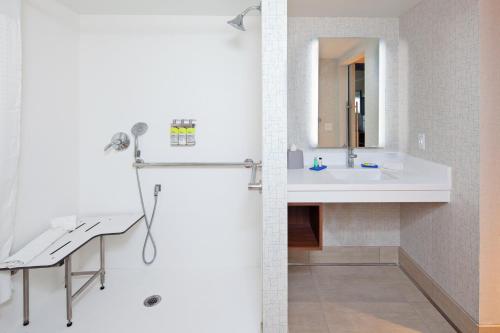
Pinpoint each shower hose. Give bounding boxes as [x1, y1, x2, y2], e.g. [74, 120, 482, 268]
[135, 168, 159, 265]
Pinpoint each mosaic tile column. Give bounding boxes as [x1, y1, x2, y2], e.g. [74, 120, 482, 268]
[261, 0, 287, 332]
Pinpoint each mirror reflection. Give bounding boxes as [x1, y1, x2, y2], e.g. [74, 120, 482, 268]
[317, 38, 381, 148]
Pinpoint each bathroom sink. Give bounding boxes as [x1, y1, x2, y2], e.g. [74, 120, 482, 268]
[330, 168, 382, 181]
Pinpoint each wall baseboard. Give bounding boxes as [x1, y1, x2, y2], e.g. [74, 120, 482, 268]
[399, 248, 500, 333]
[289, 246, 399, 265]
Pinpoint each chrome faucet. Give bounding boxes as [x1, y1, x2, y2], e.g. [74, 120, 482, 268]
[347, 146, 357, 168]
[345, 101, 357, 168]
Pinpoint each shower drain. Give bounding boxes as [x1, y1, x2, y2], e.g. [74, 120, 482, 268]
[143, 295, 162, 307]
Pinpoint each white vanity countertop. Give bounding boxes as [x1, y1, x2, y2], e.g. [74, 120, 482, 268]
[287, 154, 452, 203]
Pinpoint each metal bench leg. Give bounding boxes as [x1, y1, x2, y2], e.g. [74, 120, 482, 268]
[99, 236, 105, 290]
[65, 256, 73, 327]
[23, 269, 29, 326]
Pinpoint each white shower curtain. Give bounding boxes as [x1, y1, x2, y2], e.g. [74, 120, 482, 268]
[0, 0, 21, 305]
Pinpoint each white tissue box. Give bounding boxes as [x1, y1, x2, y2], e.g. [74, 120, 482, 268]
[288, 150, 304, 169]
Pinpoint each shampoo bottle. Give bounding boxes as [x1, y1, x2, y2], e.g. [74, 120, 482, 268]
[170, 120, 179, 146]
[178, 120, 187, 146]
[186, 120, 196, 146]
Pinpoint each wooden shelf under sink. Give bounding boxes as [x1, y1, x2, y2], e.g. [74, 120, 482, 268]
[288, 203, 323, 250]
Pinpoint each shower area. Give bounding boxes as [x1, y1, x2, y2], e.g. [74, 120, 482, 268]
[0, 0, 289, 332]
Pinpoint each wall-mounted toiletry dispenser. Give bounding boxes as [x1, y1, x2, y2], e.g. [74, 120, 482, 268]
[171, 119, 196, 146]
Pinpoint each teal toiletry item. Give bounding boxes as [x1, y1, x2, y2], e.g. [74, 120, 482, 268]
[310, 157, 326, 171]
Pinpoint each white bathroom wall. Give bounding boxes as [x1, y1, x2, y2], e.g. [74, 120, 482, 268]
[77, 14, 262, 269]
[288, 17, 400, 247]
[399, 0, 480, 321]
[2, 6, 264, 330]
[324, 203, 400, 246]
[75, 15, 262, 331]
[14, 0, 79, 252]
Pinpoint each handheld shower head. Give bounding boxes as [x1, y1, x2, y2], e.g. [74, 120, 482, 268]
[131, 122, 148, 162]
[131, 122, 148, 137]
[227, 2, 261, 31]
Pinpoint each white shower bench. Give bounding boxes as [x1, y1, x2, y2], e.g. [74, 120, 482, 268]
[0, 214, 144, 328]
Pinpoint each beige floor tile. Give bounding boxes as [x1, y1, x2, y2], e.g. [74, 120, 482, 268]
[323, 301, 419, 317]
[289, 266, 315, 288]
[324, 308, 428, 333]
[311, 266, 408, 289]
[392, 282, 430, 303]
[289, 326, 330, 333]
[317, 281, 410, 303]
[289, 266, 454, 333]
[364, 317, 430, 333]
[322, 302, 424, 332]
[320, 302, 359, 331]
[289, 302, 330, 333]
[422, 321, 457, 333]
[411, 301, 448, 322]
[411, 302, 457, 332]
[289, 285, 321, 303]
[289, 266, 321, 302]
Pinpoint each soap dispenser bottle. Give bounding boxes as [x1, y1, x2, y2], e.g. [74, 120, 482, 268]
[170, 120, 179, 146]
[178, 120, 187, 146]
[186, 119, 196, 146]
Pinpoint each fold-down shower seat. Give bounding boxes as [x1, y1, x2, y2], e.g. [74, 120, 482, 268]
[0, 214, 144, 328]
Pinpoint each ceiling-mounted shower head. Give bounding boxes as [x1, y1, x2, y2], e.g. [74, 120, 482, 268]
[227, 2, 261, 31]
[131, 122, 148, 137]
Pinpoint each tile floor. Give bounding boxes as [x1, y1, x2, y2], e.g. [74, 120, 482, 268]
[289, 265, 457, 333]
[0, 266, 261, 333]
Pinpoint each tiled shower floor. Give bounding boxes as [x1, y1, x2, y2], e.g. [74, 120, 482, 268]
[289, 265, 457, 333]
[0, 266, 261, 333]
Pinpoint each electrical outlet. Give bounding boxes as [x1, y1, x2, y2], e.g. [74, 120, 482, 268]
[418, 133, 426, 151]
[324, 122, 333, 132]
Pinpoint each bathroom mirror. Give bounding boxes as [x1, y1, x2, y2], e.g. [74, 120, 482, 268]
[316, 38, 382, 148]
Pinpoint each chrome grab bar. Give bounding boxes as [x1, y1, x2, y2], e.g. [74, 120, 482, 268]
[133, 159, 262, 191]
[248, 160, 262, 192]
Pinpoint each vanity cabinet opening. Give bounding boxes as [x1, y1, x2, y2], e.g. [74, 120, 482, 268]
[288, 204, 323, 250]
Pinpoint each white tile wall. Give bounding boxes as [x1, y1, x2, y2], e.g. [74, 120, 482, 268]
[262, 0, 288, 332]
[288, 17, 401, 247]
[399, 0, 480, 321]
[324, 203, 400, 246]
